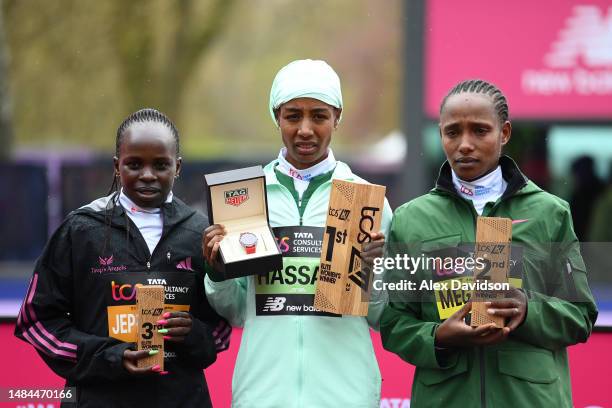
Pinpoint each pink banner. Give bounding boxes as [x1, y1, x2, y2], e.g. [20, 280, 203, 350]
[425, 0, 612, 119]
[1, 324, 610, 407]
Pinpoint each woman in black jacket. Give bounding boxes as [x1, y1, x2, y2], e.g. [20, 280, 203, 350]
[15, 108, 229, 407]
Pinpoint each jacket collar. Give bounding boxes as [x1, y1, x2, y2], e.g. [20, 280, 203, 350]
[264, 158, 355, 187]
[435, 155, 529, 200]
[77, 193, 196, 230]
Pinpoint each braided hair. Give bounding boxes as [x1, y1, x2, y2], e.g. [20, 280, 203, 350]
[440, 79, 509, 126]
[116, 108, 180, 157]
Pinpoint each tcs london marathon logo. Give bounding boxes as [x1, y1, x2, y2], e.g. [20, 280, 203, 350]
[522, 5, 612, 95]
[225, 187, 249, 206]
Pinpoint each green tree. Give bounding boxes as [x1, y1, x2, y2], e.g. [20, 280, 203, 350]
[111, 0, 235, 123]
[0, 0, 13, 159]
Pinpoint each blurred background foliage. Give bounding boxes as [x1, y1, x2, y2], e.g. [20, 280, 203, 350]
[3, 0, 402, 159]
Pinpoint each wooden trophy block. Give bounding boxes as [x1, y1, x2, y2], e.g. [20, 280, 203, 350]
[471, 217, 512, 328]
[314, 179, 386, 316]
[136, 285, 165, 369]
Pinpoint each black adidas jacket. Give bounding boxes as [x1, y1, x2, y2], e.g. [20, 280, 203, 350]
[15, 194, 228, 407]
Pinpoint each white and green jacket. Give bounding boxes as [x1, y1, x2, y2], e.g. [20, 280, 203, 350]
[205, 159, 392, 408]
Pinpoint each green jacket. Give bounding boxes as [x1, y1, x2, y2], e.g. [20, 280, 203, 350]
[205, 159, 392, 408]
[380, 157, 597, 408]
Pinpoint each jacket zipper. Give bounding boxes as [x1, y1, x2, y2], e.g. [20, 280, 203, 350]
[480, 347, 487, 408]
[119, 203, 174, 273]
[275, 178, 328, 403]
[297, 192, 303, 402]
[146, 209, 170, 272]
[124, 215, 154, 271]
[565, 260, 577, 299]
[297, 318, 303, 408]
[298, 198, 303, 226]
[436, 166, 524, 408]
[457, 196, 487, 407]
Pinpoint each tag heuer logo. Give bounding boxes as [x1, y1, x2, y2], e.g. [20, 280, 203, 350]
[225, 188, 249, 206]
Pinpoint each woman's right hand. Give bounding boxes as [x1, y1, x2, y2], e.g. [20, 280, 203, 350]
[434, 302, 510, 348]
[202, 224, 226, 272]
[122, 349, 165, 375]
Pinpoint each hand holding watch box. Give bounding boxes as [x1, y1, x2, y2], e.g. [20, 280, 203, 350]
[204, 166, 283, 280]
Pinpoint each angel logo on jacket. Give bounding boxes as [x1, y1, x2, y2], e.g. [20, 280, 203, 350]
[99, 255, 114, 266]
[90, 254, 127, 274]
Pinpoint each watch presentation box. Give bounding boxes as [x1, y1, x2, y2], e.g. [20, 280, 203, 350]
[204, 166, 283, 280]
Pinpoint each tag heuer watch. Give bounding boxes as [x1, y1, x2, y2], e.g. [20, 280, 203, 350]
[239, 232, 258, 254]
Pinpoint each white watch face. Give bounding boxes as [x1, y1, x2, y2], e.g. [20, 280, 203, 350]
[240, 232, 258, 247]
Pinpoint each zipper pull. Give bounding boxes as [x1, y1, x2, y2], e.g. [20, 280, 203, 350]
[166, 251, 171, 263]
[565, 260, 578, 299]
[146, 261, 151, 270]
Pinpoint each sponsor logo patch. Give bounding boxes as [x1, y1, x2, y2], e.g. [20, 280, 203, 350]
[224, 188, 249, 206]
[91, 254, 127, 274]
[262, 296, 286, 312]
[176, 257, 194, 271]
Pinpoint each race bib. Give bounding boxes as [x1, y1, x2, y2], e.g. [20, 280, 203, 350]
[255, 226, 338, 317]
[433, 245, 523, 320]
[105, 272, 194, 342]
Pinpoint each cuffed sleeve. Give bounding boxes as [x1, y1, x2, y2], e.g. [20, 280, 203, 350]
[204, 268, 248, 328]
[366, 198, 393, 330]
[15, 221, 134, 383]
[511, 204, 597, 350]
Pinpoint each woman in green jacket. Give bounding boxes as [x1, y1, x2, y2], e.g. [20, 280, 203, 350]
[203, 59, 392, 407]
[380, 79, 597, 407]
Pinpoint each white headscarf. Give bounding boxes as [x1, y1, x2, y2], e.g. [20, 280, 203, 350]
[268, 59, 343, 126]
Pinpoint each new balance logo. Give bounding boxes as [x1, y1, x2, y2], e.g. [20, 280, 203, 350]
[545, 5, 612, 68]
[262, 296, 286, 312]
[176, 257, 194, 271]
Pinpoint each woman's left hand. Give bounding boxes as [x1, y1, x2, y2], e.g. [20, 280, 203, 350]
[157, 311, 192, 343]
[360, 231, 385, 269]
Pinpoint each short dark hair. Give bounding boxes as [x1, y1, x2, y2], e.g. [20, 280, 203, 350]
[440, 79, 509, 125]
[115, 108, 180, 157]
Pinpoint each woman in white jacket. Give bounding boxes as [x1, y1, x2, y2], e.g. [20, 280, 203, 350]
[203, 59, 392, 408]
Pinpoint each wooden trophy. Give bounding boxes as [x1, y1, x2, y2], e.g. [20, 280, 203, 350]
[471, 217, 512, 328]
[136, 285, 165, 369]
[314, 179, 386, 316]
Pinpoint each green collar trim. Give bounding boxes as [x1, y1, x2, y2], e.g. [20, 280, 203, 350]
[274, 165, 334, 220]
